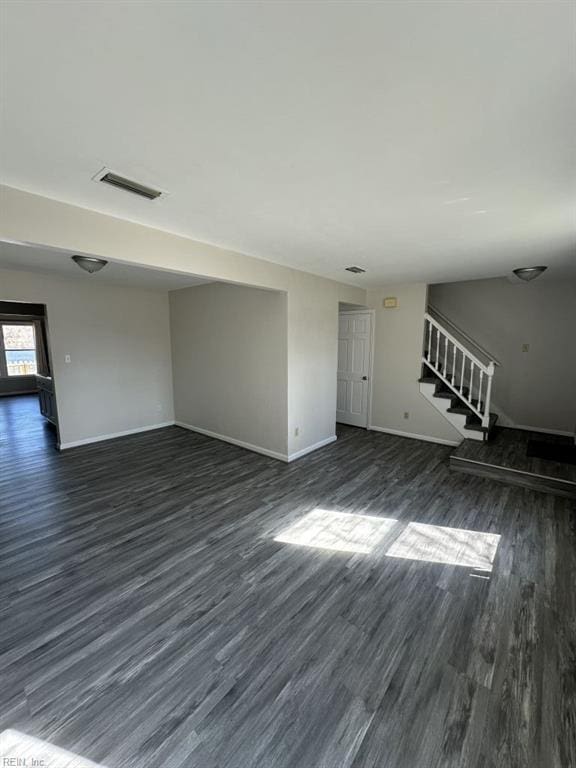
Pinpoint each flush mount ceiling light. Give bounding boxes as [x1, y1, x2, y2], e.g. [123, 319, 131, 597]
[513, 266, 548, 282]
[345, 266, 366, 274]
[71, 255, 108, 274]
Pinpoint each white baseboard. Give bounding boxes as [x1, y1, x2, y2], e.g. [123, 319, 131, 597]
[59, 421, 175, 450]
[489, 401, 574, 438]
[502, 424, 575, 439]
[175, 421, 289, 462]
[176, 422, 338, 463]
[288, 435, 337, 461]
[368, 424, 461, 447]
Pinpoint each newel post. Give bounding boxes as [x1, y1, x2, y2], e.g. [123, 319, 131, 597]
[482, 361, 495, 428]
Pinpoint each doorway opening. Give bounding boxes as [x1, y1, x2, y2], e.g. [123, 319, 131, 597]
[0, 301, 58, 453]
[336, 308, 374, 429]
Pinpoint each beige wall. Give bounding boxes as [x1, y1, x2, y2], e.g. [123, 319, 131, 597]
[170, 282, 288, 457]
[430, 277, 576, 434]
[0, 268, 174, 446]
[0, 186, 365, 455]
[367, 284, 461, 444]
[286, 274, 355, 456]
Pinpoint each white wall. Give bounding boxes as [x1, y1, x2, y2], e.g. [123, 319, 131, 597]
[0, 186, 365, 456]
[430, 277, 576, 434]
[367, 284, 461, 444]
[170, 282, 288, 457]
[0, 268, 174, 446]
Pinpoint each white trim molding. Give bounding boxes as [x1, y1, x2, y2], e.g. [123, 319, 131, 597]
[288, 435, 337, 462]
[368, 424, 461, 447]
[502, 424, 575, 438]
[175, 421, 289, 462]
[176, 422, 337, 463]
[486, 402, 574, 439]
[59, 421, 175, 450]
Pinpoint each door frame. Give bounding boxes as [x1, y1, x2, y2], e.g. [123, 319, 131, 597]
[337, 309, 375, 429]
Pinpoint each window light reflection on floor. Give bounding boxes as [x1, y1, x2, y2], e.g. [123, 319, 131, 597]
[0, 728, 107, 767]
[385, 522, 500, 572]
[274, 508, 397, 554]
[274, 510, 501, 571]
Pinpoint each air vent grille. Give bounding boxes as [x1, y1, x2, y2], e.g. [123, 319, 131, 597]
[99, 171, 162, 200]
[345, 266, 366, 274]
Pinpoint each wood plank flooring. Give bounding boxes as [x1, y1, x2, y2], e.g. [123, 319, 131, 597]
[1, 395, 575, 768]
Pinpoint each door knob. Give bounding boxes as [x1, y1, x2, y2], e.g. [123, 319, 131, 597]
[362, 376, 368, 380]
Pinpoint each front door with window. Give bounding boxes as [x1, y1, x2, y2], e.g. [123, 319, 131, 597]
[337, 311, 373, 428]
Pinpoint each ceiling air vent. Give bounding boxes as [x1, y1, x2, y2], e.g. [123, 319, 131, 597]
[96, 170, 163, 200]
[345, 266, 366, 274]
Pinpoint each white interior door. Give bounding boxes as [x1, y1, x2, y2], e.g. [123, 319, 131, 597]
[337, 311, 373, 428]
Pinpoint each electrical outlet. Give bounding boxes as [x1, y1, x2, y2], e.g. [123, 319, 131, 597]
[522, 343, 530, 353]
[403, 412, 410, 420]
[294, 427, 300, 437]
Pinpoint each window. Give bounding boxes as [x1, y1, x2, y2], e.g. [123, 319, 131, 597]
[0, 324, 38, 376]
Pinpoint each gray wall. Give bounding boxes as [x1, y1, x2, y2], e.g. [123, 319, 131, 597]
[367, 284, 461, 444]
[0, 268, 175, 446]
[430, 277, 576, 434]
[170, 282, 288, 457]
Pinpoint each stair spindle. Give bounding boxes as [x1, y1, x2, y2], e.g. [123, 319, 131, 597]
[422, 312, 496, 430]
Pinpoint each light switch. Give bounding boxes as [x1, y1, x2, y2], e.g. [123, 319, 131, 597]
[65, 354, 71, 363]
[522, 344, 529, 353]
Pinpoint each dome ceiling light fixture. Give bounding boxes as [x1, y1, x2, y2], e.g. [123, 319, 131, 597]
[512, 266, 547, 282]
[71, 255, 108, 274]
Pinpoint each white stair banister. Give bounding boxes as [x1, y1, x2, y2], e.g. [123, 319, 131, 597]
[422, 312, 496, 429]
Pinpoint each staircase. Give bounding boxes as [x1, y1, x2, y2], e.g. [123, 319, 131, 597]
[419, 311, 498, 442]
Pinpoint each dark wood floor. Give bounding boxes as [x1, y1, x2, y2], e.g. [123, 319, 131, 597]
[1, 395, 575, 768]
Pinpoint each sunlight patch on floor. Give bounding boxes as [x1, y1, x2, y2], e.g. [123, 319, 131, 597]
[274, 508, 397, 554]
[0, 729, 107, 767]
[385, 522, 500, 571]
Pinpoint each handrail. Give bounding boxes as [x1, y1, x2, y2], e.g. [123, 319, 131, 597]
[427, 304, 501, 367]
[422, 313, 496, 429]
[424, 313, 493, 374]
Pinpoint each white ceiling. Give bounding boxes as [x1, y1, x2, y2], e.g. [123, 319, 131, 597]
[0, 242, 210, 291]
[1, 1, 574, 287]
